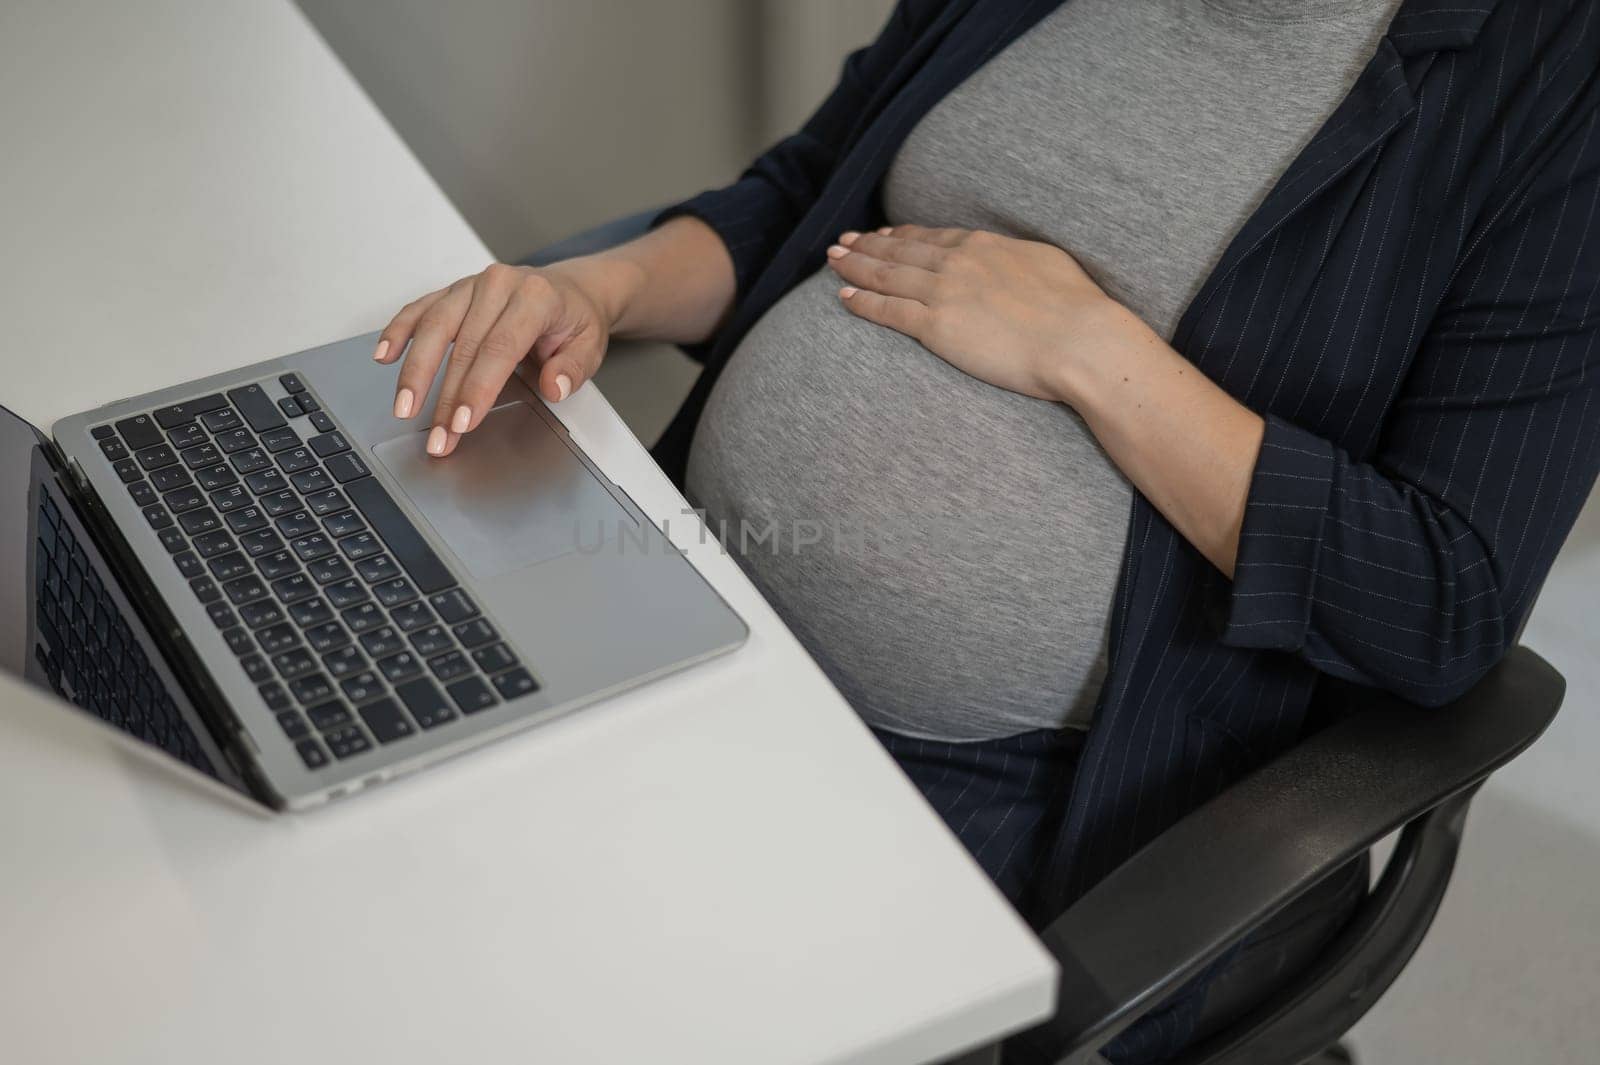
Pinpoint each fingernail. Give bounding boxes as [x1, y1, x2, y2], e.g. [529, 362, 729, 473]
[555, 373, 572, 401]
[877, 227, 893, 236]
[840, 287, 858, 299]
[839, 231, 861, 246]
[426, 426, 447, 456]
[450, 405, 471, 434]
[393, 388, 413, 419]
[826, 244, 849, 259]
[373, 339, 390, 362]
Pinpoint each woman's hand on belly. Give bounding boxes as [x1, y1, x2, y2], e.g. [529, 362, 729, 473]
[825, 224, 1266, 578]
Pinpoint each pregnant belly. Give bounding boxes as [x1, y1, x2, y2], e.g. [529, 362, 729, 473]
[686, 269, 1133, 739]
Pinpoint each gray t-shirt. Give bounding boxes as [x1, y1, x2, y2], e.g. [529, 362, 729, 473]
[687, 0, 1403, 741]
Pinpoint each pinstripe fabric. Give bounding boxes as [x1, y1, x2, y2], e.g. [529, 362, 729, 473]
[651, 1, 1600, 1060]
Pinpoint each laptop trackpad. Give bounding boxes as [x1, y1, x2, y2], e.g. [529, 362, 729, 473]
[370, 402, 631, 580]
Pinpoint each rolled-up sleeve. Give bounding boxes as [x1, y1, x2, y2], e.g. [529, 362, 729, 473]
[1222, 105, 1600, 706]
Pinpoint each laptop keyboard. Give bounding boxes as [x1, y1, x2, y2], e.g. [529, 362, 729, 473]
[92, 373, 540, 771]
[33, 486, 215, 777]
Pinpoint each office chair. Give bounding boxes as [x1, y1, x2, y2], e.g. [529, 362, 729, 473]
[525, 211, 1570, 1065]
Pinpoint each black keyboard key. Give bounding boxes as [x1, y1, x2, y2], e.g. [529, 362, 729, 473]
[135, 443, 178, 471]
[260, 426, 300, 453]
[164, 485, 205, 513]
[115, 414, 163, 450]
[291, 533, 335, 561]
[344, 476, 453, 594]
[194, 464, 239, 492]
[323, 726, 371, 760]
[322, 510, 365, 538]
[452, 617, 497, 649]
[278, 395, 305, 418]
[308, 556, 352, 585]
[241, 654, 271, 683]
[276, 511, 318, 538]
[256, 623, 300, 656]
[238, 529, 283, 558]
[429, 588, 478, 624]
[258, 681, 291, 711]
[167, 423, 207, 450]
[279, 372, 307, 394]
[202, 408, 245, 434]
[91, 424, 115, 440]
[113, 458, 141, 483]
[310, 410, 336, 434]
[208, 551, 252, 582]
[446, 676, 497, 715]
[256, 549, 299, 581]
[277, 709, 310, 740]
[359, 697, 415, 743]
[288, 597, 334, 628]
[223, 575, 268, 605]
[240, 600, 286, 629]
[273, 647, 317, 681]
[290, 468, 333, 495]
[271, 572, 316, 604]
[340, 671, 384, 704]
[341, 602, 384, 634]
[408, 623, 452, 656]
[492, 668, 540, 701]
[210, 485, 249, 513]
[356, 555, 401, 584]
[277, 447, 316, 474]
[172, 550, 204, 579]
[324, 452, 369, 483]
[322, 644, 366, 679]
[99, 438, 129, 462]
[142, 504, 173, 530]
[158, 527, 188, 554]
[154, 393, 226, 428]
[222, 627, 254, 656]
[190, 576, 220, 603]
[373, 577, 418, 608]
[324, 579, 367, 609]
[304, 488, 348, 516]
[179, 508, 223, 536]
[297, 393, 322, 413]
[471, 643, 518, 674]
[390, 601, 435, 633]
[296, 737, 330, 769]
[376, 650, 423, 683]
[231, 448, 272, 475]
[193, 530, 236, 559]
[150, 465, 192, 492]
[206, 601, 238, 629]
[128, 480, 157, 507]
[394, 678, 456, 730]
[360, 626, 405, 659]
[180, 442, 222, 469]
[304, 622, 349, 654]
[258, 489, 298, 517]
[427, 650, 472, 683]
[306, 700, 352, 730]
[227, 384, 287, 432]
[214, 428, 255, 453]
[225, 506, 268, 534]
[308, 431, 349, 457]
[292, 674, 335, 705]
[338, 532, 382, 561]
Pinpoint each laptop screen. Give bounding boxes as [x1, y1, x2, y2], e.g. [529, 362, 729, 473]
[0, 403, 251, 795]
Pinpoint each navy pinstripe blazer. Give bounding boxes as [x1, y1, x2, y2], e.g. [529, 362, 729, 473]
[652, 0, 1600, 1053]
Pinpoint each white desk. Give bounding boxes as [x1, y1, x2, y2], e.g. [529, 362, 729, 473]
[0, 2, 1056, 1063]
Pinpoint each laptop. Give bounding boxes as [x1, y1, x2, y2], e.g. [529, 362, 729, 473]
[0, 331, 746, 810]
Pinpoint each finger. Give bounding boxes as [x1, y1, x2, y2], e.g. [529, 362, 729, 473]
[839, 230, 947, 270]
[839, 285, 929, 339]
[452, 284, 563, 429]
[876, 223, 968, 248]
[424, 425, 461, 459]
[826, 244, 937, 302]
[431, 265, 522, 434]
[375, 286, 448, 365]
[535, 336, 601, 405]
[393, 280, 472, 419]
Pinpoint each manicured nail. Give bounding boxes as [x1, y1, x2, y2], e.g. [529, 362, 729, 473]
[450, 405, 471, 434]
[827, 244, 849, 259]
[839, 231, 861, 246]
[877, 227, 893, 236]
[373, 339, 390, 362]
[555, 373, 572, 401]
[840, 287, 858, 299]
[393, 388, 413, 419]
[426, 426, 447, 456]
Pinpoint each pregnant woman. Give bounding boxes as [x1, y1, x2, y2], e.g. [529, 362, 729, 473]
[377, 1, 1600, 1059]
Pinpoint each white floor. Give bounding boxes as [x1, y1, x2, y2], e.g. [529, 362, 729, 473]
[1348, 492, 1600, 1064]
